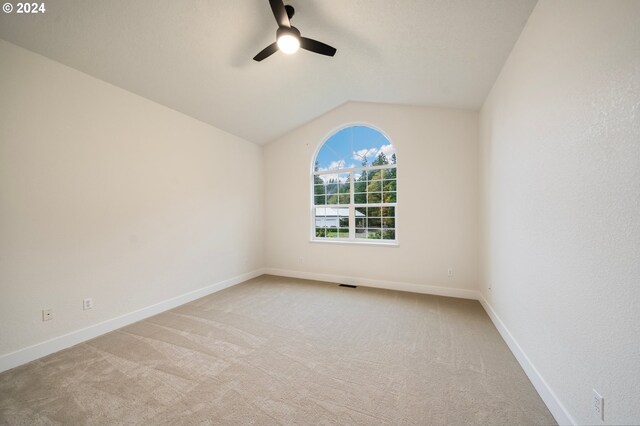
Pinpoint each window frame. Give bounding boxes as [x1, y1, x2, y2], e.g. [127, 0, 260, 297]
[310, 124, 399, 246]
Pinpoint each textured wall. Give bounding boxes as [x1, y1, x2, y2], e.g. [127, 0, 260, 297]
[264, 102, 479, 293]
[0, 40, 264, 356]
[479, 1, 640, 424]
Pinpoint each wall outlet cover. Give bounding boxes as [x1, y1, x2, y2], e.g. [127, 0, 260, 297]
[83, 298, 93, 310]
[42, 309, 53, 321]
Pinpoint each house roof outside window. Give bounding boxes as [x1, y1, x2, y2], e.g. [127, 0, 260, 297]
[314, 207, 365, 217]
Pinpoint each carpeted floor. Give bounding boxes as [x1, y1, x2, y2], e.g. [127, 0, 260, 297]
[0, 275, 555, 425]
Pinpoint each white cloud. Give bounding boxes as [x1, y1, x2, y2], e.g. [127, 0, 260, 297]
[328, 160, 346, 170]
[352, 144, 396, 164]
[316, 159, 351, 183]
[352, 148, 378, 162]
[378, 144, 396, 159]
[315, 144, 396, 184]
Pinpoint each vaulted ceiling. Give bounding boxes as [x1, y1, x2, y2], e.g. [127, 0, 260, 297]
[0, 0, 537, 144]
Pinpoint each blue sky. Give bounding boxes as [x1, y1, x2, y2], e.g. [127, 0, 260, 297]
[315, 126, 395, 172]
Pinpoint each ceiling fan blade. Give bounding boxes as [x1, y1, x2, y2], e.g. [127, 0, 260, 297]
[300, 37, 337, 57]
[253, 42, 278, 62]
[269, 0, 290, 28]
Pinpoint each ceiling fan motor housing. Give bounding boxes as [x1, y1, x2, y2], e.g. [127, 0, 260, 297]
[284, 4, 295, 19]
[253, 0, 336, 61]
[277, 26, 300, 41]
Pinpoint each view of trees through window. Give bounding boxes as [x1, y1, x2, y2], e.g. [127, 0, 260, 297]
[313, 126, 397, 242]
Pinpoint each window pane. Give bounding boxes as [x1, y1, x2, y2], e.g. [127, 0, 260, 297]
[367, 229, 382, 239]
[355, 207, 366, 228]
[367, 192, 382, 203]
[338, 194, 350, 204]
[383, 229, 396, 240]
[382, 217, 395, 228]
[369, 170, 382, 181]
[322, 173, 346, 205]
[367, 207, 381, 217]
[317, 206, 349, 239]
[314, 182, 326, 205]
[337, 174, 350, 193]
[383, 179, 396, 192]
[367, 218, 381, 228]
[368, 180, 382, 192]
[381, 206, 395, 217]
[384, 168, 397, 179]
[383, 192, 397, 203]
[324, 229, 339, 238]
[315, 207, 344, 238]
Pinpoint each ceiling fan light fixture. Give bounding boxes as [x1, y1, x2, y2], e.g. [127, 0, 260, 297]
[277, 34, 300, 54]
[253, 1, 336, 62]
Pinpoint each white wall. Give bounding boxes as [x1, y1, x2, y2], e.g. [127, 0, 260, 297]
[0, 40, 263, 359]
[479, 1, 640, 424]
[264, 102, 479, 296]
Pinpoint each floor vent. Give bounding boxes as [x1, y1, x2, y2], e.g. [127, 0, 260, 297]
[339, 284, 358, 288]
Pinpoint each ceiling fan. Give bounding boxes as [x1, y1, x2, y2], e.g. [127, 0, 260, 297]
[253, 0, 337, 62]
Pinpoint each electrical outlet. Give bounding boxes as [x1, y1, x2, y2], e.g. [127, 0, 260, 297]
[83, 298, 93, 310]
[42, 309, 53, 321]
[447, 268, 453, 277]
[593, 389, 604, 422]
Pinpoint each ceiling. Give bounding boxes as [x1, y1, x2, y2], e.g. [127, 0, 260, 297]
[0, 0, 537, 144]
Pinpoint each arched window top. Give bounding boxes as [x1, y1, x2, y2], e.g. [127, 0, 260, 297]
[314, 125, 396, 172]
[312, 125, 398, 244]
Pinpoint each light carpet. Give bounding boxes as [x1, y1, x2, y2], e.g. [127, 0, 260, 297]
[0, 275, 555, 425]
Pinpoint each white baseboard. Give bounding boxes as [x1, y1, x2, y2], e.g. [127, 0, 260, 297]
[479, 295, 576, 425]
[0, 269, 265, 374]
[263, 268, 480, 300]
[1, 267, 572, 426]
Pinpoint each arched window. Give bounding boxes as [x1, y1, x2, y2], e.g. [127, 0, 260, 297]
[312, 125, 397, 243]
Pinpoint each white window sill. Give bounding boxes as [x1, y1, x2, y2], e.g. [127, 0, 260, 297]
[309, 239, 399, 247]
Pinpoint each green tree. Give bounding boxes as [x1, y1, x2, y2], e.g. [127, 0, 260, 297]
[372, 152, 388, 166]
[313, 161, 326, 204]
[353, 150, 369, 167]
[354, 171, 367, 203]
[366, 168, 383, 203]
[367, 152, 389, 180]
